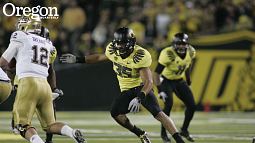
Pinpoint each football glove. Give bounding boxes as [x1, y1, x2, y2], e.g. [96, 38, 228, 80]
[52, 92, 59, 100]
[53, 88, 64, 99]
[60, 53, 76, 63]
[158, 91, 168, 102]
[128, 97, 141, 114]
[11, 85, 18, 94]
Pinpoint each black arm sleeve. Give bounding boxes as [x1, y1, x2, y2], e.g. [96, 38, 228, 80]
[76, 57, 86, 63]
[154, 63, 165, 74]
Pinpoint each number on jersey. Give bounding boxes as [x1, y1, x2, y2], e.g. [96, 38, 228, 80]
[31, 45, 48, 67]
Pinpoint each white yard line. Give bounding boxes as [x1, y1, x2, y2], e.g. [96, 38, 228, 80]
[0, 129, 253, 141]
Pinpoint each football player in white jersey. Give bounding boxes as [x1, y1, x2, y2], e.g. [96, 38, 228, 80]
[0, 13, 86, 143]
[0, 68, 12, 104]
[60, 27, 185, 143]
[7, 26, 64, 143]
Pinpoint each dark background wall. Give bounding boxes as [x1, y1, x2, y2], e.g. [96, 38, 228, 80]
[54, 62, 120, 111]
[0, 62, 121, 111]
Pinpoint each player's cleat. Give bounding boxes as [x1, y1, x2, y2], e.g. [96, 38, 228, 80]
[11, 117, 19, 135]
[180, 128, 194, 142]
[252, 137, 255, 143]
[45, 141, 53, 143]
[72, 129, 87, 143]
[139, 132, 151, 143]
[161, 131, 172, 143]
[12, 128, 19, 135]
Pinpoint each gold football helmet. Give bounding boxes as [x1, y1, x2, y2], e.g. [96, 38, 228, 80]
[15, 13, 41, 34]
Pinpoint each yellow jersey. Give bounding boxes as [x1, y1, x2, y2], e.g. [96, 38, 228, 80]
[158, 45, 195, 80]
[105, 43, 152, 91]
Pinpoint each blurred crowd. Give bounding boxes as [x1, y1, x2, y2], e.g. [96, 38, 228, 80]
[0, 0, 254, 64]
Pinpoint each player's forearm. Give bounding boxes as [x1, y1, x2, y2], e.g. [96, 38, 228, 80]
[140, 67, 153, 95]
[154, 63, 164, 86]
[0, 57, 9, 67]
[6, 67, 15, 85]
[84, 54, 109, 64]
[185, 66, 192, 85]
[153, 72, 161, 86]
[47, 70, 57, 90]
[185, 66, 191, 80]
[141, 78, 153, 95]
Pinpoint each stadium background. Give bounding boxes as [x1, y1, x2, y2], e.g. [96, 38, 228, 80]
[0, 0, 254, 112]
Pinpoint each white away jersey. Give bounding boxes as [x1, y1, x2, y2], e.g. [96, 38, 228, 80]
[2, 31, 54, 81]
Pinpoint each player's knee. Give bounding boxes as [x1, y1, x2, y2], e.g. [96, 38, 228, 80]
[44, 123, 56, 133]
[43, 127, 48, 132]
[154, 111, 165, 119]
[16, 124, 35, 138]
[110, 108, 117, 117]
[164, 103, 173, 109]
[113, 114, 130, 126]
[187, 104, 196, 111]
[110, 104, 121, 117]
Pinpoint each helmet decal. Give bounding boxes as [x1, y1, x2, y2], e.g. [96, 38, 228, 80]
[129, 32, 135, 38]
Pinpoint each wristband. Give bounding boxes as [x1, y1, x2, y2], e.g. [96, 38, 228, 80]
[52, 87, 57, 92]
[6, 70, 14, 74]
[137, 91, 146, 99]
[186, 79, 191, 85]
[76, 57, 86, 63]
[157, 85, 162, 93]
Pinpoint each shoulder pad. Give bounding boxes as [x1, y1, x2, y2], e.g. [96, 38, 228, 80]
[133, 49, 145, 64]
[108, 42, 117, 55]
[189, 46, 195, 58]
[10, 31, 29, 42]
[50, 46, 57, 57]
[167, 49, 175, 61]
[49, 46, 57, 64]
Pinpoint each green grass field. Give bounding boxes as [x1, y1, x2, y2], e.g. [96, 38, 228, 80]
[0, 111, 254, 143]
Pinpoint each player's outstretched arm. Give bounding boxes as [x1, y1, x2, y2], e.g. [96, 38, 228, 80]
[60, 53, 110, 64]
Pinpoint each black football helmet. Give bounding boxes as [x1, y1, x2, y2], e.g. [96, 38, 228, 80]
[113, 27, 136, 58]
[40, 26, 50, 40]
[172, 33, 189, 54]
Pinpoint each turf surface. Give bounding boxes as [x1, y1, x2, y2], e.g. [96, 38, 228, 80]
[0, 111, 254, 143]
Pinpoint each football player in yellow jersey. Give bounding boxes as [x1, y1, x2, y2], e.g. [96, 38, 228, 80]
[154, 33, 196, 142]
[60, 27, 185, 143]
[0, 13, 86, 143]
[6, 26, 64, 143]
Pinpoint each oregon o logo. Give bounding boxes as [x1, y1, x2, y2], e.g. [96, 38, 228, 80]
[129, 32, 135, 38]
